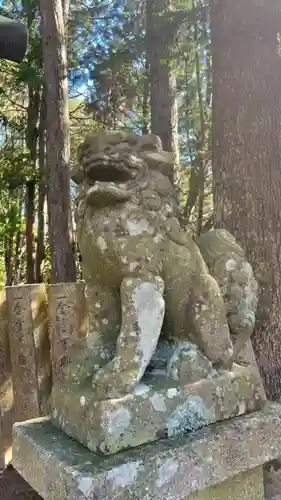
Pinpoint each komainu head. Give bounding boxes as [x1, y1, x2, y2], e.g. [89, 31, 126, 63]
[71, 131, 176, 207]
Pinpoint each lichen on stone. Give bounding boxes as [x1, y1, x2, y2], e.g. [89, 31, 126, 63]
[50, 132, 263, 457]
[67, 131, 244, 399]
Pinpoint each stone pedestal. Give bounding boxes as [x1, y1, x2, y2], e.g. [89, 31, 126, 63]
[190, 467, 263, 499]
[52, 364, 265, 455]
[12, 403, 281, 500]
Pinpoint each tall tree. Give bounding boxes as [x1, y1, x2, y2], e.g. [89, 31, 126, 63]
[39, 0, 76, 282]
[0, 0, 215, 286]
[35, 85, 46, 283]
[24, 0, 41, 284]
[211, 0, 281, 400]
[147, 0, 179, 161]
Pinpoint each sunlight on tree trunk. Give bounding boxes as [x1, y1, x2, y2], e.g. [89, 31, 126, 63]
[211, 0, 281, 400]
[25, 5, 40, 284]
[36, 87, 47, 283]
[40, 0, 76, 283]
[147, 0, 180, 170]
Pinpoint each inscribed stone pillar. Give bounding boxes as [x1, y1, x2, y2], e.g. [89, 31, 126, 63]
[0, 412, 4, 471]
[0, 289, 13, 467]
[6, 284, 51, 422]
[48, 281, 88, 383]
[0, 289, 11, 388]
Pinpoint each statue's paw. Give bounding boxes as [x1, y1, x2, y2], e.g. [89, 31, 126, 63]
[92, 360, 140, 400]
[213, 347, 234, 370]
[63, 355, 104, 385]
[92, 373, 126, 400]
[167, 341, 214, 383]
[92, 361, 123, 399]
[91, 380, 113, 400]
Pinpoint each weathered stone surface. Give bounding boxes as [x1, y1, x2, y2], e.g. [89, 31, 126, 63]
[165, 340, 215, 383]
[0, 411, 4, 470]
[190, 466, 263, 500]
[48, 281, 88, 383]
[52, 364, 265, 454]
[196, 229, 258, 358]
[0, 289, 11, 390]
[0, 289, 13, 467]
[236, 339, 266, 399]
[48, 132, 263, 458]
[6, 284, 51, 421]
[67, 131, 238, 400]
[264, 462, 281, 500]
[13, 403, 281, 500]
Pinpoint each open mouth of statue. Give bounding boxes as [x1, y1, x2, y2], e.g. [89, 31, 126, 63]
[84, 162, 134, 185]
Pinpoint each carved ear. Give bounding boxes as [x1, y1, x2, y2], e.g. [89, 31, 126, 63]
[77, 134, 102, 163]
[137, 134, 174, 179]
[137, 134, 163, 151]
[106, 131, 138, 145]
[140, 150, 175, 179]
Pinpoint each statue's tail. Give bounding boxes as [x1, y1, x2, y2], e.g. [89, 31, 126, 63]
[196, 229, 258, 358]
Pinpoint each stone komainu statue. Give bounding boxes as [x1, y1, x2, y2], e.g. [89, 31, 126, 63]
[69, 131, 258, 400]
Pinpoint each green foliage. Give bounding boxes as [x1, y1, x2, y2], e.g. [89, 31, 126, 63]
[0, 0, 213, 285]
[0, 144, 35, 189]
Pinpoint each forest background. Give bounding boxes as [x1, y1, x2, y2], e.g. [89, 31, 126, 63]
[0, 0, 211, 286]
[1, 0, 281, 402]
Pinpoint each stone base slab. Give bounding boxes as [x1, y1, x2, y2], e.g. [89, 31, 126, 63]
[13, 403, 281, 500]
[52, 364, 265, 454]
[190, 467, 263, 500]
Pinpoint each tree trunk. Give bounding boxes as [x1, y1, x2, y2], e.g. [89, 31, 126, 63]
[25, 83, 39, 284]
[211, 0, 281, 400]
[36, 87, 47, 283]
[25, 0, 40, 284]
[147, 0, 179, 166]
[4, 233, 13, 286]
[61, 0, 69, 26]
[142, 56, 150, 135]
[14, 223, 21, 283]
[25, 180, 35, 283]
[183, 8, 207, 231]
[40, 0, 76, 283]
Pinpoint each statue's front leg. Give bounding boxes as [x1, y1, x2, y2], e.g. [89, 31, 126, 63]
[64, 283, 120, 384]
[92, 275, 165, 399]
